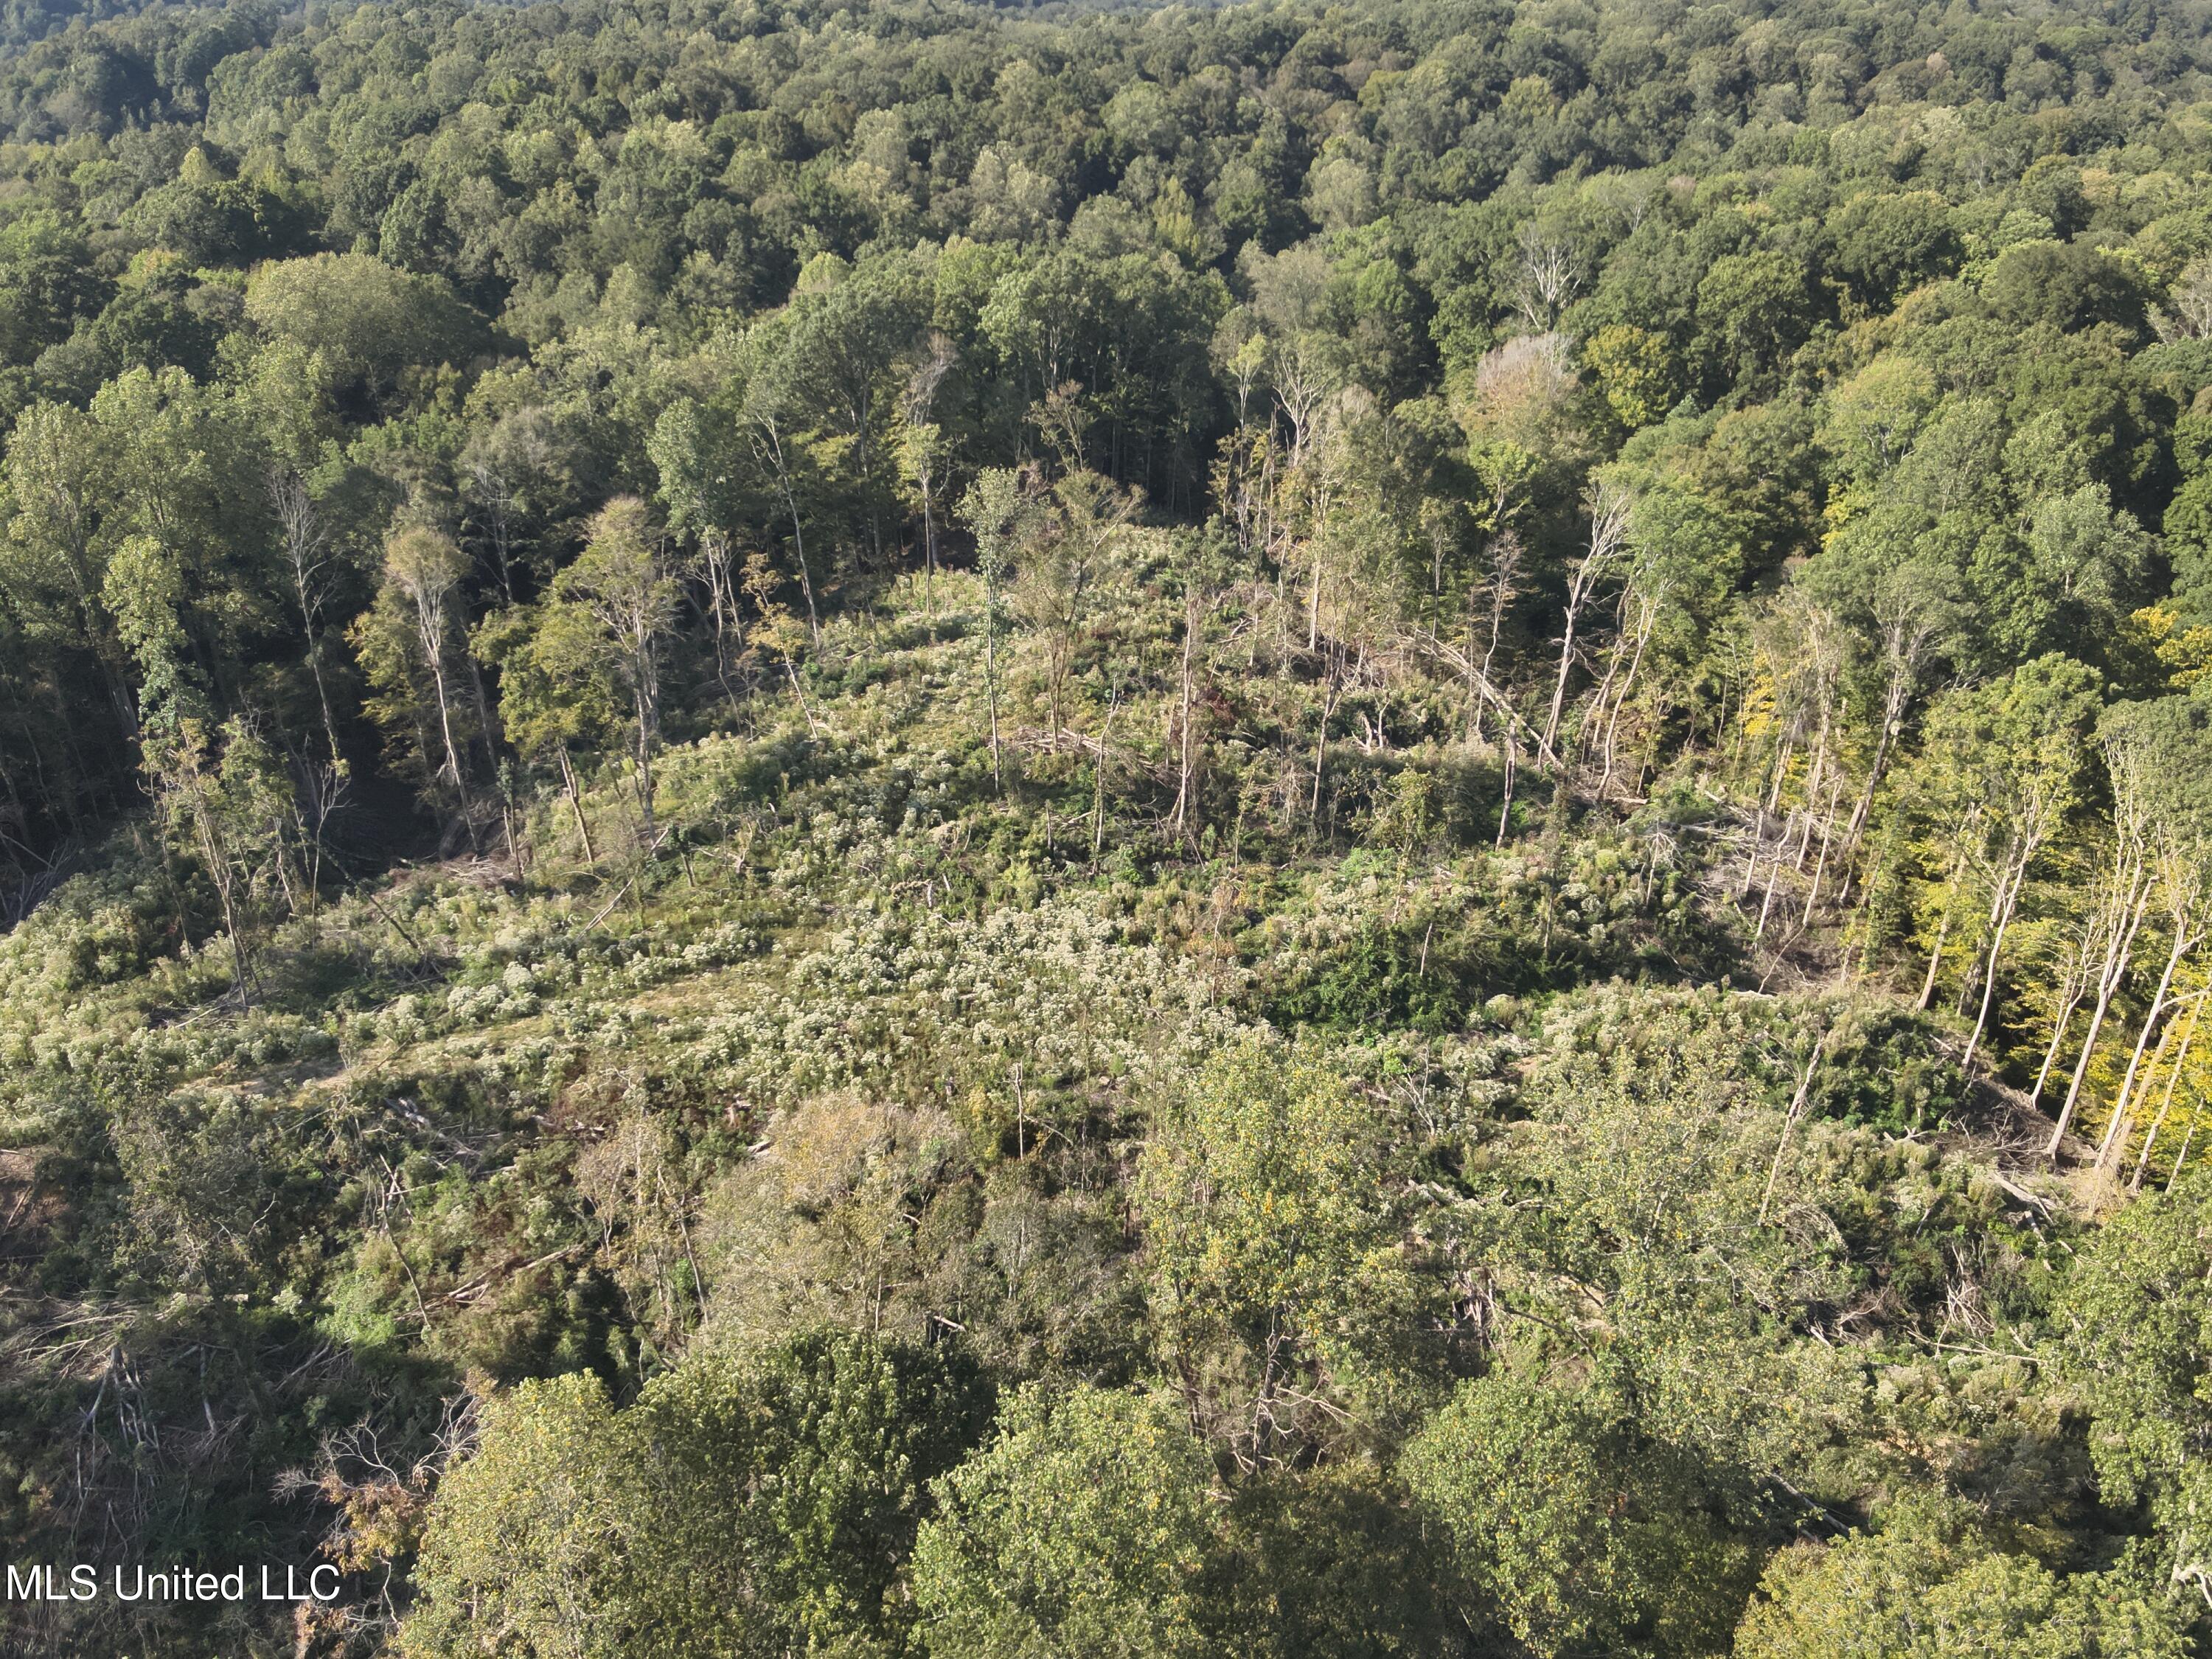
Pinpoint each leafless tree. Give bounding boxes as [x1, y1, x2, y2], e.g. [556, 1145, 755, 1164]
[1542, 480, 1635, 755]
[269, 466, 344, 770]
[1510, 228, 1577, 329]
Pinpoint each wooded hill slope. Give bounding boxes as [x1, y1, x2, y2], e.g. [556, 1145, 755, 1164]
[6, 0, 2212, 1652]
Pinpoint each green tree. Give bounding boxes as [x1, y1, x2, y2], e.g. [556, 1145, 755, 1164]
[1403, 1371, 1749, 1658]
[1981, 240, 2147, 338]
[728, 313, 835, 649]
[1733, 1495, 2185, 1659]
[912, 1385, 1217, 1659]
[553, 497, 678, 835]
[1584, 324, 1683, 430]
[895, 333, 956, 631]
[1011, 469, 1138, 754]
[2053, 1170, 2212, 1605]
[1826, 192, 1961, 313]
[243, 251, 476, 403]
[474, 598, 621, 863]
[1213, 1467, 1455, 1659]
[1136, 1039, 1425, 1464]
[1695, 251, 1818, 389]
[400, 1372, 635, 1659]
[405, 1330, 985, 1659]
[1902, 655, 2101, 1071]
[102, 532, 196, 737]
[784, 252, 928, 566]
[358, 524, 474, 797]
[1515, 997, 1858, 1481]
[648, 397, 747, 704]
[958, 467, 1035, 788]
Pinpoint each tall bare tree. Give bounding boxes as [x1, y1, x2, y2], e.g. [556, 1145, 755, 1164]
[1541, 480, 1635, 756]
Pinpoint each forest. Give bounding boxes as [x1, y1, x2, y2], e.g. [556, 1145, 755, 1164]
[4, 0, 2212, 1649]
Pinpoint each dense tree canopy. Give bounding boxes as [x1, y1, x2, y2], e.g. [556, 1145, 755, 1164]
[8, 0, 2212, 1650]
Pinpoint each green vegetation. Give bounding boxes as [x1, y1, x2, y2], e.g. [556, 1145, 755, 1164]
[5, 0, 2212, 1650]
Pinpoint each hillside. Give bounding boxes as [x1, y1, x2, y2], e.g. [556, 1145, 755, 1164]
[4, 0, 2212, 1652]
